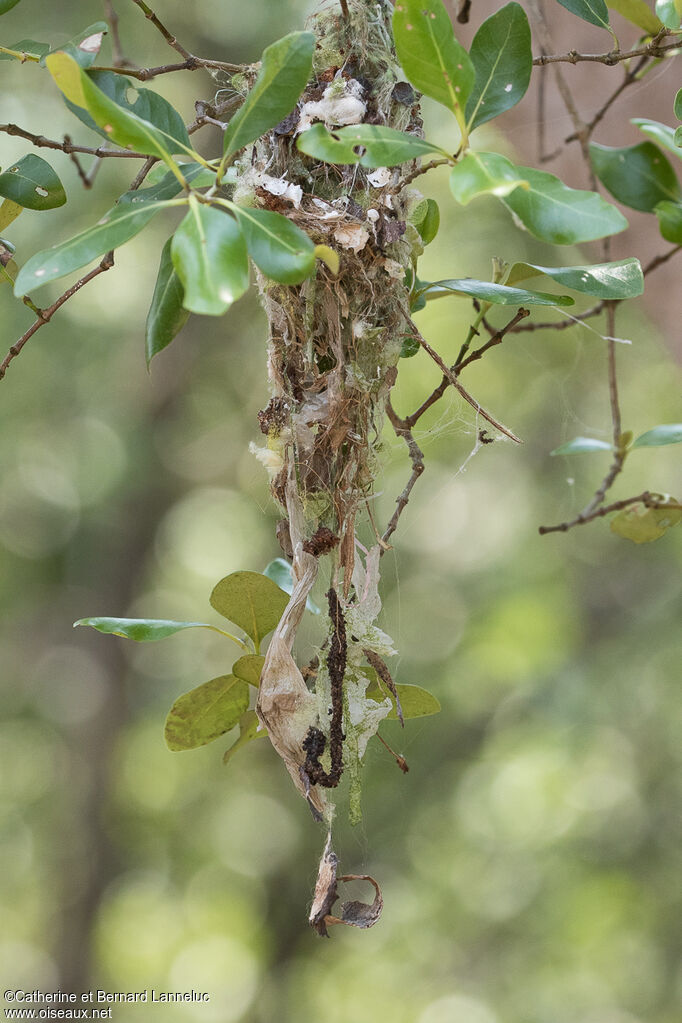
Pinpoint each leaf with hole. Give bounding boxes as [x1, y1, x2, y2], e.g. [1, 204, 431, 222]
[590, 141, 680, 212]
[223, 32, 314, 158]
[230, 206, 315, 285]
[164, 675, 250, 751]
[416, 278, 574, 306]
[610, 502, 681, 542]
[450, 151, 528, 204]
[210, 571, 289, 647]
[0, 154, 65, 211]
[503, 165, 628, 244]
[297, 123, 447, 168]
[632, 424, 682, 447]
[550, 437, 613, 455]
[506, 258, 644, 299]
[171, 200, 249, 316]
[607, 0, 663, 33]
[654, 199, 682, 242]
[466, 3, 532, 131]
[365, 678, 441, 720]
[263, 558, 321, 614]
[392, 0, 475, 130]
[49, 21, 108, 68]
[146, 238, 189, 366]
[223, 711, 266, 764]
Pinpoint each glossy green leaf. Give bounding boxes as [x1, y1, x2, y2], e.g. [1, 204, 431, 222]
[365, 679, 441, 720]
[450, 151, 528, 204]
[171, 199, 249, 316]
[46, 53, 187, 173]
[610, 502, 681, 542]
[590, 141, 680, 212]
[655, 0, 681, 27]
[506, 258, 644, 299]
[73, 617, 214, 641]
[632, 118, 682, 159]
[465, 3, 532, 131]
[223, 710, 266, 764]
[164, 675, 250, 751]
[503, 165, 628, 244]
[632, 424, 682, 447]
[64, 70, 191, 150]
[0, 154, 66, 211]
[0, 39, 50, 61]
[145, 238, 189, 366]
[0, 0, 22, 14]
[608, 0, 663, 33]
[263, 557, 321, 614]
[550, 437, 613, 455]
[400, 333, 422, 357]
[231, 206, 315, 285]
[392, 0, 475, 129]
[675, 87, 682, 122]
[209, 571, 289, 647]
[0, 200, 22, 231]
[14, 198, 173, 296]
[653, 199, 682, 242]
[223, 32, 314, 158]
[555, 0, 611, 29]
[296, 123, 447, 168]
[413, 198, 440, 244]
[417, 278, 574, 306]
[232, 655, 265, 688]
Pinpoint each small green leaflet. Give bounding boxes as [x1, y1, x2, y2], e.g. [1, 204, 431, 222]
[365, 680, 441, 720]
[506, 258, 644, 299]
[171, 199, 249, 316]
[392, 0, 475, 134]
[632, 118, 682, 160]
[466, 3, 532, 131]
[555, 0, 612, 31]
[590, 141, 681, 212]
[48, 21, 108, 69]
[14, 198, 175, 296]
[73, 617, 217, 641]
[0, 39, 50, 61]
[632, 424, 682, 447]
[411, 198, 441, 244]
[209, 571, 289, 648]
[675, 87, 682, 122]
[608, 0, 664, 33]
[230, 205, 316, 285]
[232, 655, 265, 688]
[611, 502, 681, 543]
[0, 0, 22, 14]
[450, 151, 528, 204]
[655, 0, 681, 27]
[223, 711, 266, 764]
[416, 278, 574, 306]
[550, 437, 613, 455]
[146, 238, 189, 366]
[263, 558, 321, 614]
[223, 32, 314, 158]
[0, 154, 65, 211]
[296, 123, 448, 168]
[164, 674, 250, 751]
[654, 200, 682, 243]
[503, 165, 628, 244]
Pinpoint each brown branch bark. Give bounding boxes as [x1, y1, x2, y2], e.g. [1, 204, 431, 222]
[533, 32, 681, 66]
[539, 492, 681, 535]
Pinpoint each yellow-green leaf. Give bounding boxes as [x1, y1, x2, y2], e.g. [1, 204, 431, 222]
[164, 675, 250, 751]
[209, 571, 289, 647]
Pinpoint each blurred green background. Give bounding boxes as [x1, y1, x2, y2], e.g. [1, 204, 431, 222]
[1, 2, 681, 1021]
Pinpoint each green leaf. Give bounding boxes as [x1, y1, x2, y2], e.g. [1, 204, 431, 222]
[417, 278, 574, 306]
[365, 679, 441, 720]
[14, 198, 173, 296]
[231, 206, 315, 285]
[296, 123, 447, 168]
[0, 154, 66, 211]
[232, 654, 265, 688]
[45, 52, 187, 175]
[392, 0, 475, 132]
[223, 710, 266, 764]
[0, 0, 22, 14]
[610, 502, 681, 542]
[0, 199, 22, 232]
[675, 87, 682, 122]
[146, 237, 189, 366]
[223, 32, 314, 158]
[263, 557, 321, 614]
[50, 22, 108, 68]
[506, 258, 644, 299]
[550, 437, 613, 455]
[465, 3, 532, 131]
[400, 334, 422, 358]
[412, 198, 441, 244]
[73, 617, 215, 641]
[632, 423, 682, 447]
[503, 165, 628, 244]
[313, 244, 339, 274]
[0, 39, 50, 61]
[590, 141, 680, 212]
[632, 118, 682, 160]
[450, 151, 529, 204]
[164, 674, 250, 751]
[171, 199, 249, 316]
[653, 199, 682, 242]
[608, 0, 663, 33]
[209, 571, 289, 647]
[555, 0, 611, 29]
[655, 0, 681, 27]
[63, 70, 191, 150]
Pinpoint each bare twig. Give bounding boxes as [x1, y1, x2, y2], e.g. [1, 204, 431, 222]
[533, 32, 681, 66]
[103, 0, 127, 67]
[539, 492, 681, 535]
[130, 0, 192, 59]
[456, 307, 530, 372]
[63, 135, 92, 188]
[0, 123, 147, 160]
[396, 157, 453, 190]
[382, 399, 425, 549]
[94, 55, 244, 80]
[643, 245, 682, 276]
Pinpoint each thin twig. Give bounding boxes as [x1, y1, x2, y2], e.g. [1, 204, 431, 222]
[396, 157, 453, 190]
[643, 245, 682, 276]
[0, 124, 147, 160]
[103, 0, 127, 67]
[539, 492, 681, 535]
[130, 0, 192, 59]
[94, 55, 244, 81]
[63, 136, 92, 188]
[456, 307, 530, 372]
[382, 399, 425, 549]
[533, 33, 681, 66]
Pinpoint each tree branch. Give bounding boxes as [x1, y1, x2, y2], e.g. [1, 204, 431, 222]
[93, 55, 244, 80]
[130, 0, 193, 59]
[539, 492, 681, 535]
[381, 399, 425, 550]
[0, 123, 147, 160]
[533, 30, 681, 66]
